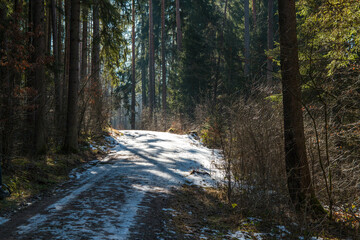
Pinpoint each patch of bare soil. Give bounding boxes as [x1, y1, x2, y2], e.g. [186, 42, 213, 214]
[129, 191, 179, 240]
[129, 185, 230, 240]
[165, 184, 234, 239]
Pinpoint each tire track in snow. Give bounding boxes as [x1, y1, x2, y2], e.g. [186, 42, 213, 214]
[16, 164, 114, 235]
[5, 130, 222, 239]
[15, 162, 149, 239]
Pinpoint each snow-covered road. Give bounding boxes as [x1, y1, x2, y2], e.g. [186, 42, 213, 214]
[0, 130, 221, 240]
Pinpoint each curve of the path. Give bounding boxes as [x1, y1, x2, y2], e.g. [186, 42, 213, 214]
[0, 130, 221, 240]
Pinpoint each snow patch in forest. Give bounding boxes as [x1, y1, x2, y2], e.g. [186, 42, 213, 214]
[299, 237, 324, 240]
[14, 130, 225, 239]
[0, 217, 9, 225]
[277, 225, 291, 235]
[226, 225, 326, 240]
[228, 230, 254, 239]
[17, 214, 48, 234]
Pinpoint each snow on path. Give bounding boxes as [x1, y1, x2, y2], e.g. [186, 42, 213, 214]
[13, 130, 222, 239]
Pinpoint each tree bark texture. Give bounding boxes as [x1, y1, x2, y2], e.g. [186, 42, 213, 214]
[267, 0, 274, 82]
[278, 0, 318, 210]
[81, 6, 88, 82]
[78, 5, 88, 135]
[57, 0, 63, 106]
[176, 0, 182, 51]
[252, 0, 256, 28]
[141, 33, 147, 109]
[63, 0, 80, 152]
[131, 0, 136, 129]
[51, 0, 62, 129]
[0, 6, 12, 163]
[213, 0, 228, 106]
[91, 4, 102, 133]
[161, 0, 167, 116]
[244, 0, 250, 76]
[63, 0, 70, 118]
[32, 0, 47, 154]
[45, 0, 51, 55]
[212, 0, 228, 106]
[149, 0, 155, 116]
[141, 10, 147, 110]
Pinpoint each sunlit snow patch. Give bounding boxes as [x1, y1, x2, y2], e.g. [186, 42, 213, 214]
[228, 230, 253, 240]
[14, 130, 226, 239]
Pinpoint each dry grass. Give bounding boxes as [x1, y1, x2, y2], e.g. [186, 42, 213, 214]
[167, 184, 358, 239]
[191, 85, 360, 238]
[0, 133, 112, 213]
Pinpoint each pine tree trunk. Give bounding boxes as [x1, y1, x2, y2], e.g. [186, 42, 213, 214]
[63, 0, 70, 119]
[278, 0, 323, 214]
[0, 5, 12, 164]
[213, 0, 228, 106]
[78, 5, 88, 135]
[175, 0, 182, 51]
[63, 0, 80, 152]
[45, 0, 51, 55]
[141, 31, 147, 109]
[25, 0, 33, 153]
[252, 0, 256, 28]
[91, 4, 102, 134]
[32, 0, 47, 154]
[57, 0, 63, 114]
[149, 0, 155, 117]
[131, 0, 136, 129]
[81, 7, 88, 82]
[244, 0, 250, 76]
[266, 0, 274, 82]
[51, 0, 61, 130]
[130, 0, 136, 129]
[161, 0, 166, 118]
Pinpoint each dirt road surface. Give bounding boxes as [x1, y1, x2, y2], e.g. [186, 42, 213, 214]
[0, 131, 221, 240]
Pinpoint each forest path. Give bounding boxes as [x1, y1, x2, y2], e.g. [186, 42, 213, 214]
[0, 130, 221, 240]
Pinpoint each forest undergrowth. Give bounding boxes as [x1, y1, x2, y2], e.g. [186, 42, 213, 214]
[0, 130, 113, 214]
[190, 85, 360, 239]
[139, 84, 360, 239]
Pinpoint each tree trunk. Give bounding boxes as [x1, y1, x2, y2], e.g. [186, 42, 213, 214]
[278, 0, 323, 214]
[266, 0, 274, 82]
[213, 0, 228, 106]
[161, 0, 166, 118]
[141, 29, 147, 109]
[140, 9, 147, 112]
[57, 0, 63, 115]
[252, 0, 256, 28]
[0, 5, 12, 164]
[63, 0, 70, 120]
[51, 0, 62, 130]
[244, 0, 250, 76]
[131, 0, 136, 129]
[45, 0, 51, 55]
[175, 0, 182, 51]
[32, 0, 47, 154]
[81, 7, 88, 83]
[78, 5, 88, 134]
[63, 0, 80, 152]
[25, 0, 33, 153]
[91, 3, 102, 134]
[149, 0, 155, 117]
